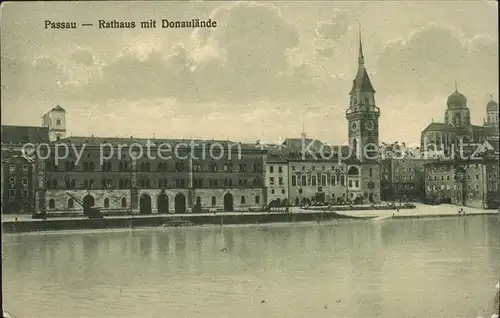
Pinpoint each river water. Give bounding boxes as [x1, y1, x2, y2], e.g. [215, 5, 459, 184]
[3, 216, 500, 318]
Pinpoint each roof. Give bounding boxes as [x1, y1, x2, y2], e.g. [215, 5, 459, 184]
[267, 152, 287, 163]
[51, 105, 65, 112]
[485, 138, 499, 153]
[52, 136, 266, 151]
[350, 66, 375, 95]
[1, 125, 49, 145]
[486, 100, 498, 112]
[350, 38, 375, 94]
[447, 90, 467, 108]
[421, 122, 447, 133]
[483, 125, 499, 137]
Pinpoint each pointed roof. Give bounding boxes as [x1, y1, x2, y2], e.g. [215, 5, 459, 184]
[51, 105, 65, 112]
[350, 28, 375, 95]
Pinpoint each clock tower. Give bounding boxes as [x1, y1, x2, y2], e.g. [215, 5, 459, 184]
[345, 28, 381, 203]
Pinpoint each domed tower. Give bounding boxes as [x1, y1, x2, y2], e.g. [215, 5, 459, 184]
[483, 97, 499, 137]
[444, 84, 471, 128]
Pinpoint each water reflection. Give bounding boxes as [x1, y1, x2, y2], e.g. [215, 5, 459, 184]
[2, 216, 500, 318]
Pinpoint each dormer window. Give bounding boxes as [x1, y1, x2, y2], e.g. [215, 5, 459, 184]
[56, 119, 61, 126]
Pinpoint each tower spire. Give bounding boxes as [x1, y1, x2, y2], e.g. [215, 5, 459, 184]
[358, 23, 364, 65]
[454, 80, 458, 92]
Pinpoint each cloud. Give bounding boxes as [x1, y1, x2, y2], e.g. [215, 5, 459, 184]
[315, 47, 336, 59]
[70, 49, 95, 67]
[315, 10, 350, 42]
[60, 2, 326, 105]
[1, 56, 69, 101]
[375, 24, 498, 103]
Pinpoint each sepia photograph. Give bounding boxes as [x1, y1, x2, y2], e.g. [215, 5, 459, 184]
[1, 1, 499, 317]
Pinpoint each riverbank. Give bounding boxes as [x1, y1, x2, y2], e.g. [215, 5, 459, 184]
[2, 204, 497, 234]
[2, 210, 369, 234]
[336, 203, 497, 220]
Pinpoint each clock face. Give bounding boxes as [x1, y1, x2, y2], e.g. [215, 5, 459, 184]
[365, 120, 374, 131]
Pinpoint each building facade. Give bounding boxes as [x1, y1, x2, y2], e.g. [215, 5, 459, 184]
[37, 137, 268, 214]
[1, 151, 36, 214]
[424, 156, 499, 209]
[266, 151, 289, 206]
[1, 125, 49, 214]
[380, 157, 427, 201]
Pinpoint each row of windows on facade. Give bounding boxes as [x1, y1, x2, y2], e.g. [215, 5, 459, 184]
[290, 165, 346, 172]
[427, 173, 498, 181]
[380, 166, 423, 174]
[290, 175, 355, 187]
[48, 161, 261, 173]
[426, 163, 483, 172]
[7, 164, 30, 173]
[382, 175, 415, 181]
[6, 188, 29, 199]
[45, 178, 262, 189]
[393, 184, 417, 190]
[47, 195, 261, 210]
[425, 183, 496, 191]
[8, 177, 29, 187]
[268, 177, 284, 186]
[268, 166, 284, 173]
[270, 189, 286, 195]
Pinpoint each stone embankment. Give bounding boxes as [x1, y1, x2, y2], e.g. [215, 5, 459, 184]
[2, 203, 496, 234]
[1, 210, 370, 234]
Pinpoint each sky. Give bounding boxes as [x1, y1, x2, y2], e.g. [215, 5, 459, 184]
[1, 1, 498, 146]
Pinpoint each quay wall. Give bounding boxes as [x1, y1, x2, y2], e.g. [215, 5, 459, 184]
[2, 212, 369, 234]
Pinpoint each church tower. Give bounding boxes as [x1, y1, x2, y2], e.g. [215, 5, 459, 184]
[345, 28, 381, 203]
[483, 97, 499, 137]
[346, 29, 380, 161]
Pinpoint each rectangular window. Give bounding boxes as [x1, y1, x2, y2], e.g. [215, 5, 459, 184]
[255, 196, 260, 204]
[291, 175, 297, 186]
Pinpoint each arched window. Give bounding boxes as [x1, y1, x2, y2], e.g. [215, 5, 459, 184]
[68, 198, 74, 209]
[241, 196, 246, 204]
[49, 199, 55, 209]
[104, 198, 110, 208]
[121, 197, 127, 207]
[348, 166, 359, 176]
[211, 196, 216, 206]
[352, 139, 358, 157]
